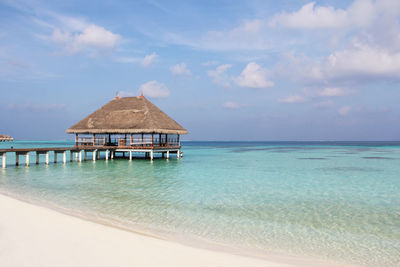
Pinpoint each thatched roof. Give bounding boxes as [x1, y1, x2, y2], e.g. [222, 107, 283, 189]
[0, 135, 13, 141]
[66, 96, 188, 135]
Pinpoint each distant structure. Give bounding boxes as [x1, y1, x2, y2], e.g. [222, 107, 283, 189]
[0, 135, 13, 142]
[66, 95, 188, 160]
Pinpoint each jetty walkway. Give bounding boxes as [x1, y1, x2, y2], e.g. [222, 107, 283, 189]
[0, 146, 181, 168]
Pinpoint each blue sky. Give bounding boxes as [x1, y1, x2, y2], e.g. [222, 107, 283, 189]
[0, 0, 399, 141]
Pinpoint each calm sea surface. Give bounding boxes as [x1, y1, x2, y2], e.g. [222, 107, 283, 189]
[0, 141, 399, 266]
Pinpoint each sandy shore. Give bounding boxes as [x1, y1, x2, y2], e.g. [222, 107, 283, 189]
[0, 194, 300, 267]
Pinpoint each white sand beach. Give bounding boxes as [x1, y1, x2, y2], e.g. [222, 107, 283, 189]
[0, 194, 298, 267]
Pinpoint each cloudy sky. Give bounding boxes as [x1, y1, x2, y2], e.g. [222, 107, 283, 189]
[0, 0, 399, 140]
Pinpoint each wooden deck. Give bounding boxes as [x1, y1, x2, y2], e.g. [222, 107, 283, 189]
[0, 145, 182, 168]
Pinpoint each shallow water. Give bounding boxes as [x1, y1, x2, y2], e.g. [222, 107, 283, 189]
[0, 141, 399, 266]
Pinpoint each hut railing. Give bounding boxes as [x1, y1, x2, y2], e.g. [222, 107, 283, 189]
[115, 138, 180, 148]
[76, 137, 179, 148]
[77, 137, 106, 147]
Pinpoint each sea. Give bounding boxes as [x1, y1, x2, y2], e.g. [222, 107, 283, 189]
[0, 141, 399, 266]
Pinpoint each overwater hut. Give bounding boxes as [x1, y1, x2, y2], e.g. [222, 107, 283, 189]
[66, 95, 188, 159]
[0, 135, 13, 142]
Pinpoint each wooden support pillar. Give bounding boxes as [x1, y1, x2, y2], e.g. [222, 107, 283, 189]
[78, 151, 82, 162]
[150, 150, 153, 160]
[25, 152, 29, 166]
[93, 150, 97, 161]
[84, 151, 87, 161]
[16, 153, 19, 166]
[45, 152, 49, 165]
[97, 151, 100, 160]
[166, 151, 169, 159]
[105, 150, 109, 160]
[1, 153, 6, 168]
[70, 151, 73, 162]
[129, 151, 132, 160]
[63, 151, 67, 164]
[54, 152, 57, 163]
[177, 149, 180, 159]
[111, 151, 114, 159]
[36, 153, 40, 164]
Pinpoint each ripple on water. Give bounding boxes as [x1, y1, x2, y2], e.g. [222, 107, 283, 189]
[1, 141, 400, 267]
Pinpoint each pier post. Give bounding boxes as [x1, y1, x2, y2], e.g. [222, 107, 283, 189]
[105, 150, 109, 160]
[54, 152, 57, 163]
[78, 151, 82, 162]
[70, 151, 73, 162]
[129, 151, 132, 160]
[166, 151, 169, 159]
[150, 150, 153, 160]
[93, 150, 97, 161]
[63, 151, 66, 164]
[84, 151, 87, 161]
[177, 149, 180, 159]
[45, 152, 49, 165]
[16, 154, 19, 166]
[1, 153, 6, 168]
[111, 151, 114, 159]
[36, 153, 40, 164]
[97, 151, 100, 160]
[25, 152, 29, 166]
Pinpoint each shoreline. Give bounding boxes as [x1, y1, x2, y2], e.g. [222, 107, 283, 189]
[0, 192, 348, 267]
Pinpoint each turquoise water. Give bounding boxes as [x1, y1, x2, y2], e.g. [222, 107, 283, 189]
[0, 141, 399, 266]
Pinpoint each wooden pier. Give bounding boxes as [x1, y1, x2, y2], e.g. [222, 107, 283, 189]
[0, 146, 182, 168]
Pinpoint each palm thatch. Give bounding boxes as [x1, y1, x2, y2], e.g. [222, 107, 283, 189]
[66, 96, 188, 135]
[0, 135, 13, 142]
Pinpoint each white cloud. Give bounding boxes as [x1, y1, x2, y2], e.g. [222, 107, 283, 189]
[142, 52, 158, 67]
[318, 87, 348, 97]
[207, 64, 232, 88]
[170, 62, 191, 76]
[280, 42, 400, 84]
[139, 81, 170, 98]
[222, 101, 242, 109]
[324, 43, 400, 80]
[270, 0, 375, 29]
[51, 24, 120, 55]
[338, 106, 351, 115]
[234, 62, 274, 88]
[279, 95, 307, 103]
